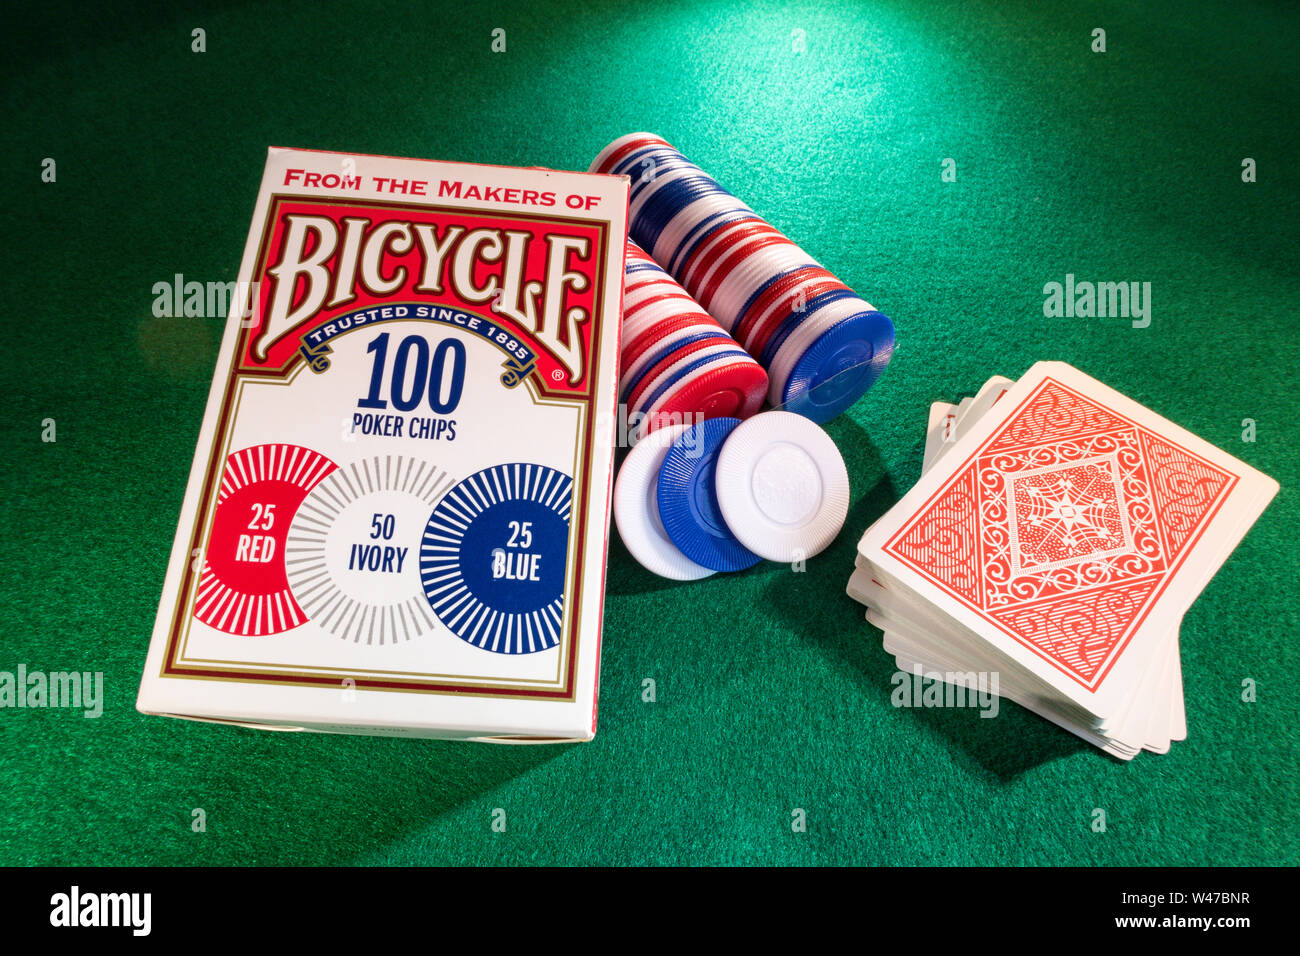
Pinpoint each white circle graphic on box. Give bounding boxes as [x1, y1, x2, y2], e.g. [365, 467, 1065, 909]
[286, 455, 453, 644]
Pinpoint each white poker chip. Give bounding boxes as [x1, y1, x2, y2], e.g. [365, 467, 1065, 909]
[711, 243, 820, 313]
[707, 250, 821, 325]
[685, 234, 808, 294]
[622, 282, 695, 311]
[678, 227, 781, 290]
[621, 296, 701, 338]
[613, 424, 715, 581]
[714, 411, 850, 562]
[652, 195, 755, 261]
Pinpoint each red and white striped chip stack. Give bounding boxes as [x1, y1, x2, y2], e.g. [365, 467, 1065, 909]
[618, 239, 767, 439]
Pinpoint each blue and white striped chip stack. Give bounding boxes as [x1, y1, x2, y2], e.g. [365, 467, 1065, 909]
[593, 133, 895, 423]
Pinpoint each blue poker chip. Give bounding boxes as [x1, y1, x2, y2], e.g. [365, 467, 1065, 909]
[632, 180, 737, 247]
[608, 143, 684, 175]
[780, 309, 896, 424]
[666, 210, 763, 274]
[607, 147, 676, 179]
[617, 152, 698, 183]
[655, 418, 762, 573]
[624, 155, 706, 194]
[622, 158, 707, 204]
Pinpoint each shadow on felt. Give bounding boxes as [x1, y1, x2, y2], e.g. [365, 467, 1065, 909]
[156, 719, 567, 865]
[605, 528, 697, 598]
[762, 418, 1088, 782]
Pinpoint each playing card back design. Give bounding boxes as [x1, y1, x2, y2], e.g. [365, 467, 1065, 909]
[1007, 455, 1130, 574]
[885, 378, 1236, 688]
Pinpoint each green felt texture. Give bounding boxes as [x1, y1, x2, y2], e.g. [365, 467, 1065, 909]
[1, 0, 1296, 866]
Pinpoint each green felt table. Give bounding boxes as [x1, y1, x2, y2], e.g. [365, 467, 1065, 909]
[2, 0, 1296, 867]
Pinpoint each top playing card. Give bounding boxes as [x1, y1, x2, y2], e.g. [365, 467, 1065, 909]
[861, 362, 1278, 713]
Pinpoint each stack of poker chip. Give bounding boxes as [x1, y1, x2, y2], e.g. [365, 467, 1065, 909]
[620, 238, 767, 437]
[594, 134, 895, 424]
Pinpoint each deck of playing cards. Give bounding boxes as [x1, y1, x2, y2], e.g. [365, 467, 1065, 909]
[849, 362, 1278, 759]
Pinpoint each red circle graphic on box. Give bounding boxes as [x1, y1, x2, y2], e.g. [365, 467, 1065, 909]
[194, 444, 337, 636]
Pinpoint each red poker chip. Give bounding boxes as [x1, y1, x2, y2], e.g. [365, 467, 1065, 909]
[744, 279, 855, 361]
[623, 289, 697, 319]
[594, 134, 671, 173]
[623, 288, 702, 322]
[694, 233, 804, 312]
[739, 274, 851, 355]
[623, 285, 685, 310]
[622, 300, 713, 345]
[653, 197, 762, 265]
[621, 313, 722, 374]
[623, 276, 693, 302]
[731, 267, 841, 347]
[624, 242, 658, 265]
[625, 334, 738, 413]
[696, 239, 813, 306]
[623, 270, 683, 293]
[709, 247, 825, 312]
[595, 135, 674, 175]
[676, 221, 783, 289]
[642, 361, 769, 433]
[691, 232, 802, 299]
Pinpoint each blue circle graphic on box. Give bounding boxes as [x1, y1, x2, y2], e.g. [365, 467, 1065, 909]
[421, 463, 572, 654]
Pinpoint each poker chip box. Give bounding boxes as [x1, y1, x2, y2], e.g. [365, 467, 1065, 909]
[136, 148, 629, 742]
